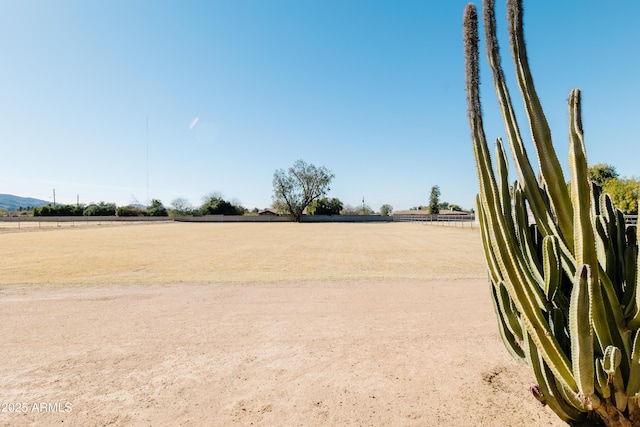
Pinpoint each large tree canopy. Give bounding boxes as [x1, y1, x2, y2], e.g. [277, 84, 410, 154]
[588, 163, 638, 214]
[588, 163, 619, 187]
[272, 160, 334, 221]
[602, 177, 639, 215]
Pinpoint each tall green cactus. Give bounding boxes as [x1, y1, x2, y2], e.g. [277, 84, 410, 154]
[463, 1, 639, 426]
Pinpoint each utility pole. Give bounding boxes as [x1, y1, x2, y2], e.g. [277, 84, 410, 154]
[146, 115, 149, 205]
[53, 189, 56, 206]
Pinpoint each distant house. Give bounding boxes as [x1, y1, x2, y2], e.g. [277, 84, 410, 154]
[258, 208, 279, 216]
[392, 209, 471, 216]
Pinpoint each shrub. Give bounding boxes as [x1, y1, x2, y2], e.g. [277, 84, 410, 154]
[83, 202, 116, 216]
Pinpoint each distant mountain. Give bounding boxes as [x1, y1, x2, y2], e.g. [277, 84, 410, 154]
[0, 194, 49, 210]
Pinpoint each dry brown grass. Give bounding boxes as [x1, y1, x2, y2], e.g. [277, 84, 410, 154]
[0, 222, 486, 286]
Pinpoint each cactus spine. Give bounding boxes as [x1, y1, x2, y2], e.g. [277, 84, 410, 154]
[464, 1, 639, 425]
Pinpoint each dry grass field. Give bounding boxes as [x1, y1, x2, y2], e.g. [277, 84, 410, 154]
[0, 222, 486, 286]
[0, 222, 563, 426]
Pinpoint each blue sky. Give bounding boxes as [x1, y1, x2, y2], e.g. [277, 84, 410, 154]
[0, 1, 637, 211]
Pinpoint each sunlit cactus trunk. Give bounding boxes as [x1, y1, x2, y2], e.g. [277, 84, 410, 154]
[463, 1, 639, 426]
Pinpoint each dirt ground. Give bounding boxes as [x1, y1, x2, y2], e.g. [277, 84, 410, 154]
[0, 223, 564, 426]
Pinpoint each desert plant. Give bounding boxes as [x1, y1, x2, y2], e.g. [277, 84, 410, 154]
[464, 1, 639, 426]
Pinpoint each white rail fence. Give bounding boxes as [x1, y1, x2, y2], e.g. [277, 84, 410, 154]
[392, 214, 477, 227]
[0, 214, 635, 230]
[0, 216, 172, 230]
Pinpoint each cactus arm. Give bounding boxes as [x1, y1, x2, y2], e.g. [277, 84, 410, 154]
[495, 281, 524, 342]
[523, 327, 586, 421]
[567, 89, 625, 360]
[568, 89, 597, 284]
[602, 346, 629, 412]
[603, 346, 622, 375]
[626, 331, 640, 398]
[495, 138, 515, 235]
[613, 369, 629, 412]
[628, 306, 640, 331]
[570, 264, 596, 402]
[615, 210, 628, 286]
[483, 0, 578, 286]
[601, 346, 628, 411]
[513, 184, 544, 284]
[543, 235, 562, 299]
[565, 90, 630, 374]
[549, 308, 570, 354]
[602, 346, 627, 411]
[491, 284, 526, 363]
[596, 215, 610, 276]
[478, 197, 503, 286]
[598, 265, 632, 364]
[506, 0, 574, 244]
[629, 224, 640, 330]
[622, 227, 638, 314]
[482, 0, 572, 251]
[600, 196, 629, 289]
[596, 359, 612, 399]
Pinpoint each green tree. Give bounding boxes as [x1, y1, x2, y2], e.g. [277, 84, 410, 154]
[272, 160, 334, 221]
[308, 197, 343, 215]
[116, 205, 148, 217]
[588, 163, 619, 186]
[379, 204, 393, 216]
[438, 201, 450, 211]
[170, 197, 194, 216]
[199, 194, 244, 215]
[34, 204, 84, 216]
[602, 177, 640, 215]
[83, 202, 116, 216]
[147, 199, 168, 217]
[586, 163, 637, 214]
[429, 185, 441, 214]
